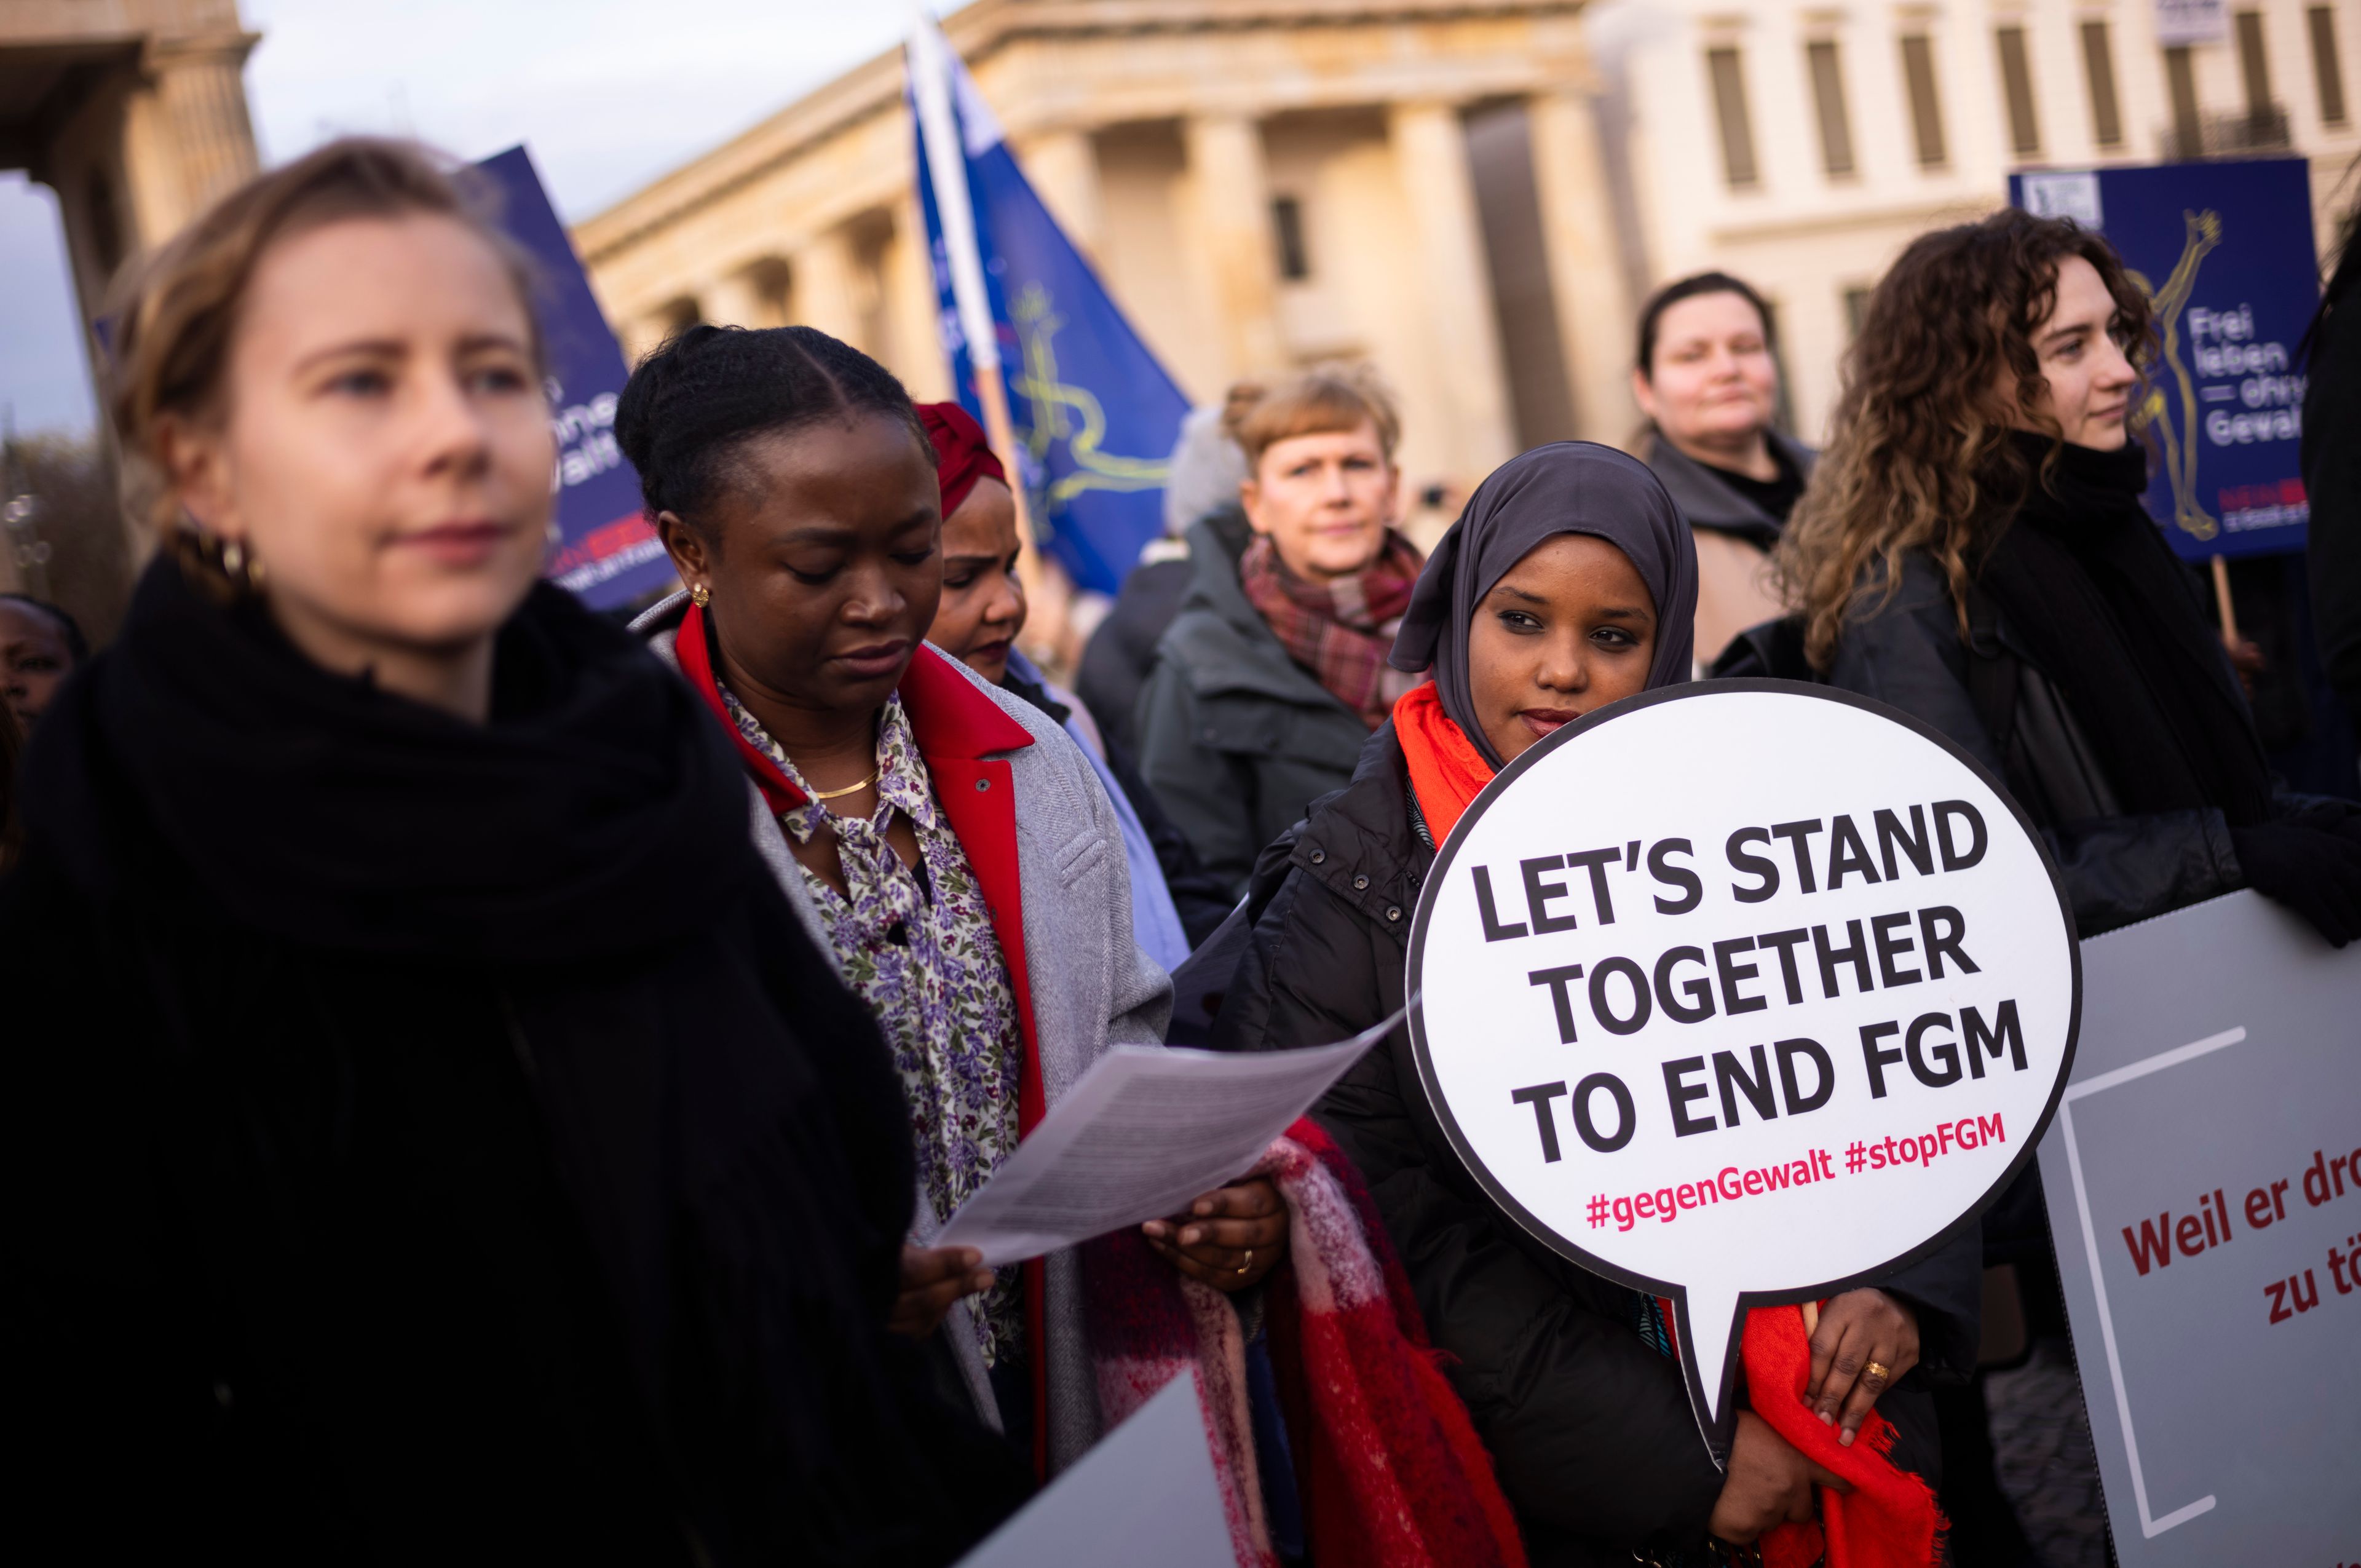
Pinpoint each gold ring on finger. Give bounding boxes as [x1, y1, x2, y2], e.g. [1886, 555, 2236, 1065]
[1862, 1360, 1892, 1383]
[1236, 1248, 1253, 1276]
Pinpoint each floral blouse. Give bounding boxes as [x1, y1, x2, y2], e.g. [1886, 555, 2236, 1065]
[722, 686, 1026, 1366]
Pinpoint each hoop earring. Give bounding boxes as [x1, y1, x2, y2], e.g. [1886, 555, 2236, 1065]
[690, 584, 711, 608]
[173, 522, 267, 601]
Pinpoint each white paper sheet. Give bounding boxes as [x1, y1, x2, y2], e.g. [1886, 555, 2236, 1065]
[955, 1376, 1229, 1567]
[936, 1012, 1399, 1265]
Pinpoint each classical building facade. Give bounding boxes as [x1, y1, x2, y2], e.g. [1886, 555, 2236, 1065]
[1, 0, 261, 601]
[583, 0, 2358, 496]
[1600, 0, 2360, 437]
[576, 0, 1631, 508]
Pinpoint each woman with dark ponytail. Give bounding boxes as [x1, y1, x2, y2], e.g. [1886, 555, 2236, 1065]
[625, 325, 1551, 1568]
[617, 324, 1288, 1475]
[0, 140, 1022, 1563]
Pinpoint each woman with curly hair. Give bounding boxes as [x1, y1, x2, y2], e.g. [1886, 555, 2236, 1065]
[1779, 206, 2361, 944]
[1779, 202, 2361, 1564]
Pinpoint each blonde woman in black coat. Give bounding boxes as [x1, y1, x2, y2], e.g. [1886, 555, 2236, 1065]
[0, 140, 1020, 1565]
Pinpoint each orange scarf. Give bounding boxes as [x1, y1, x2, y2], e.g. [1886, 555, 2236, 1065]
[1390, 683, 1943, 1566]
[1392, 684, 1493, 842]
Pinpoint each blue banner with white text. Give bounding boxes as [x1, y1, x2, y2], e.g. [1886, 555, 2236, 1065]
[476, 146, 674, 608]
[2014, 157, 2319, 561]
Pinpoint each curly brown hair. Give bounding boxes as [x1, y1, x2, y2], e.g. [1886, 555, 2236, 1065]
[1775, 208, 2154, 670]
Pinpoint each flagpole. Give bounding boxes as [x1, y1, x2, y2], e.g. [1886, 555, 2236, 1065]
[908, 6, 1039, 569]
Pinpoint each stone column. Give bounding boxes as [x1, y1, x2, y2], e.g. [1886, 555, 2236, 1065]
[1527, 91, 1637, 445]
[700, 265, 773, 329]
[1182, 114, 1284, 378]
[119, 36, 260, 247]
[1020, 129, 1104, 259]
[622, 314, 675, 366]
[791, 225, 863, 347]
[886, 194, 950, 400]
[1388, 100, 1516, 474]
[71, 32, 259, 575]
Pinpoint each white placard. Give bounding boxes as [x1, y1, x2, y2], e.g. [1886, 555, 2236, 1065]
[957, 1376, 1231, 1567]
[937, 1018, 1393, 1266]
[2037, 890, 2361, 1564]
[1406, 683, 2078, 1455]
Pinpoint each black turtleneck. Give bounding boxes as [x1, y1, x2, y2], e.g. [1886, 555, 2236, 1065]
[1698, 441, 1805, 530]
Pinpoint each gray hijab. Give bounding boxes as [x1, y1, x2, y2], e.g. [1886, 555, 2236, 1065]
[1390, 441, 1698, 768]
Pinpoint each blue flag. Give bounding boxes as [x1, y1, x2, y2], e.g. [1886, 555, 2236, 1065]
[475, 146, 674, 608]
[911, 53, 1189, 595]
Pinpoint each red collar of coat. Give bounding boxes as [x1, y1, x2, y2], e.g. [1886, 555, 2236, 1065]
[672, 603, 1035, 815]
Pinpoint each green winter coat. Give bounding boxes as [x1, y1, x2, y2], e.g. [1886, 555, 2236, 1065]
[1131, 515, 1374, 895]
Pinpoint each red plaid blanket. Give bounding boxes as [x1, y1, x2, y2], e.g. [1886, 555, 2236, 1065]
[1085, 1118, 1526, 1567]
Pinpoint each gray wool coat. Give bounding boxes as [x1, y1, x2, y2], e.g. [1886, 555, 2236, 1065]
[635, 592, 1172, 1471]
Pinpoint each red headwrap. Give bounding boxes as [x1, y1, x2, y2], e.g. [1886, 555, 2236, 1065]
[917, 401, 1008, 517]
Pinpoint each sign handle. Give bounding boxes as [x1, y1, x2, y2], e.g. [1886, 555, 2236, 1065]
[2210, 555, 2240, 649]
[971, 359, 1040, 558]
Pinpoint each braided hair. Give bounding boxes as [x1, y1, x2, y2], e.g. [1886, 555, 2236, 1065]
[614, 325, 930, 547]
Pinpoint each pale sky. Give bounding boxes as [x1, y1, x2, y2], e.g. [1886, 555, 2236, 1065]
[1, 1, 968, 440]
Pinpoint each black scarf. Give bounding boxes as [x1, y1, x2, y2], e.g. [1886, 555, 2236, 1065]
[17, 560, 1022, 1562]
[40, 558, 753, 962]
[1977, 433, 2274, 825]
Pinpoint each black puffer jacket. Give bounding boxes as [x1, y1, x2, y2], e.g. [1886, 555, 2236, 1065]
[1212, 724, 1974, 1566]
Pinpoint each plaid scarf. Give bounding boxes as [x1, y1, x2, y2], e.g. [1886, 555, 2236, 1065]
[1239, 530, 1427, 729]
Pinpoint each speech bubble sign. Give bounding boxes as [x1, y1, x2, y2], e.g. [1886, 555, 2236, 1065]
[1406, 682, 2078, 1460]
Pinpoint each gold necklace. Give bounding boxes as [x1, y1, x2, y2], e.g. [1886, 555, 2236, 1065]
[805, 767, 881, 802]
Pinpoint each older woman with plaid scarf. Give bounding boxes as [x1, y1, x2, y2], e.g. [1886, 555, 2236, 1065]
[1134, 366, 1428, 893]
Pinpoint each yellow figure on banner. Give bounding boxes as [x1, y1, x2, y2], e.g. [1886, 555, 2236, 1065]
[2127, 208, 2223, 544]
[1010, 283, 1171, 506]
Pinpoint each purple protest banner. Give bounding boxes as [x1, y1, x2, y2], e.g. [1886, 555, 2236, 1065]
[2012, 158, 2319, 563]
[474, 146, 673, 609]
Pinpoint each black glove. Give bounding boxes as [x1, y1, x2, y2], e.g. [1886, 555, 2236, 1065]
[2228, 821, 2361, 948]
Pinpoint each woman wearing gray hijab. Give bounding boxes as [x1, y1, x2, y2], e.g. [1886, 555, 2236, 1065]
[1209, 444, 1968, 1564]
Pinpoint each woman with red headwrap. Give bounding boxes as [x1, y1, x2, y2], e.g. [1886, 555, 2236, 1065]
[917, 403, 1232, 965]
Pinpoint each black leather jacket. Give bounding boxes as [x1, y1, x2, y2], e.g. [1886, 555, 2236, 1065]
[1823, 551, 2247, 936]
